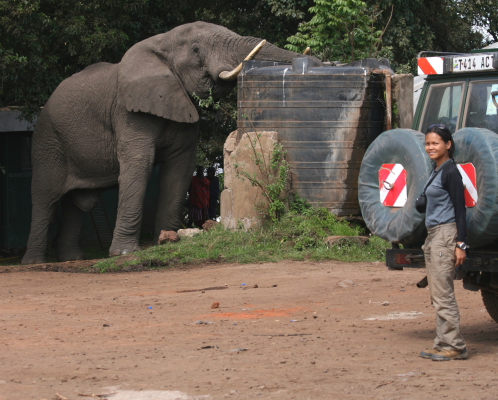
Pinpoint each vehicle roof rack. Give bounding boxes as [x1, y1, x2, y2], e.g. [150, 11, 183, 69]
[417, 51, 469, 59]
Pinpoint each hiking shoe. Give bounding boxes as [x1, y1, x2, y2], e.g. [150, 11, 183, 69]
[431, 348, 468, 361]
[420, 348, 440, 359]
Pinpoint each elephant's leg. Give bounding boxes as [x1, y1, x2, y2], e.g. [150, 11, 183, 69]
[109, 151, 155, 257]
[154, 126, 198, 238]
[22, 199, 58, 265]
[55, 193, 86, 262]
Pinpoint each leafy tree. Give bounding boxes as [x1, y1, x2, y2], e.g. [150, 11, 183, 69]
[0, 0, 313, 166]
[286, 0, 485, 71]
[372, 0, 484, 72]
[1, 0, 489, 167]
[286, 0, 386, 62]
[458, 0, 498, 43]
[194, 0, 313, 47]
[0, 0, 181, 117]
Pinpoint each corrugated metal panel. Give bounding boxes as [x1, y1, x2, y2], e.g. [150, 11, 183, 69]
[0, 132, 33, 248]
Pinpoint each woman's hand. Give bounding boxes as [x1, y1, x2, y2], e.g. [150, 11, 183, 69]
[455, 247, 466, 267]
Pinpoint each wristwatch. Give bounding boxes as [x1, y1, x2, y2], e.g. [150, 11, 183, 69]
[456, 242, 469, 250]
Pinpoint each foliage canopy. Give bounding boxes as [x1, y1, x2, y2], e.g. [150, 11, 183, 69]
[0, 0, 491, 166]
[286, 0, 385, 62]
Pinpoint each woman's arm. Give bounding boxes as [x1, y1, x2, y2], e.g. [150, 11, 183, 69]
[443, 164, 467, 243]
[443, 163, 467, 266]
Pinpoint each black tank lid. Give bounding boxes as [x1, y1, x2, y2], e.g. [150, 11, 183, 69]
[241, 57, 392, 76]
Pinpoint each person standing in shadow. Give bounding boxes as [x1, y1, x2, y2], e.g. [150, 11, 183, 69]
[188, 166, 210, 228]
[206, 167, 220, 221]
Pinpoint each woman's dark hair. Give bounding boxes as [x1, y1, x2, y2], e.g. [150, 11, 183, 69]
[425, 123, 455, 158]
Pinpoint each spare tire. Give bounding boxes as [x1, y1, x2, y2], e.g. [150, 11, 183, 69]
[453, 127, 498, 247]
[358, 129, 432, 244]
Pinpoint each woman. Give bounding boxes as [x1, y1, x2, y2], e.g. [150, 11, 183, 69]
[419, 124, 468, 361]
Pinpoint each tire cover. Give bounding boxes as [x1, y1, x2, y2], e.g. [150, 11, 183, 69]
[358, 129, 432, 243]
[453, 128, 498, 247]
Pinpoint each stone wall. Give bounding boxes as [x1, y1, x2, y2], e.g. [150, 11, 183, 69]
[220, 130, 278, 230]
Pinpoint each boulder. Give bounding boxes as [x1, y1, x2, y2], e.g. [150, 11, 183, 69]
[158, 230, 180, 244]
[202, 220, 219, 231]
[221, 130, 278, 230]
[177, 228, 202, 238]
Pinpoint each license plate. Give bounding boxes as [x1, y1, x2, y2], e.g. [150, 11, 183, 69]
[452, 55, 494, 72]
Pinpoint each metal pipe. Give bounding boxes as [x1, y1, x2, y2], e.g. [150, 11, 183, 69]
[373, 69, 392, 131]
[416, 276, 428, 288]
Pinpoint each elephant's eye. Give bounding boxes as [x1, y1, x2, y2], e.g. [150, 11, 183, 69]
[192, 46, 200, 54]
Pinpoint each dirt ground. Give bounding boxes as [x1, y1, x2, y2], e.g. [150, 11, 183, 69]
[1, 260, 498, 400]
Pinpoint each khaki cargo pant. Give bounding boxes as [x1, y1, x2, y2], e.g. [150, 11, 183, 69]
[422, 222, 466, 351]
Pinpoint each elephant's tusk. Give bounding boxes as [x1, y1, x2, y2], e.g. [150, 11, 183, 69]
[303, 47, 311, 55]
[219, 40, 267, 81]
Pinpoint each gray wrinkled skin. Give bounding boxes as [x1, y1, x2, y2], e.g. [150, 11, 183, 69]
[22, 21, 314, 264]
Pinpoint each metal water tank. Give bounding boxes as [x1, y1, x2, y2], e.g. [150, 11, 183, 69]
[237, 57, 390, 216]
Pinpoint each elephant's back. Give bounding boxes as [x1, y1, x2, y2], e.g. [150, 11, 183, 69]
[49, 62, 117, 110]
[33, 62, 120, 180]
[42, 62, 118, 137]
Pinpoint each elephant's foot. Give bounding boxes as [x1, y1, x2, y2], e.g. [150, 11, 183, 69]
[21, 254, 47, 265]
[56, 243, 86, 262]
[109, 241, 141, 257]
[57, 249, 86, 262]
[22, 246, 47, 265]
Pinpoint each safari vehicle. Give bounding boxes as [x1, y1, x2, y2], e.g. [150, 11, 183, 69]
[358, 47, 498, 323]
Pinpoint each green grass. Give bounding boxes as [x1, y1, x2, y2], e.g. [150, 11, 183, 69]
[1, 207, 391, 271]
[92, 207, 390, 273]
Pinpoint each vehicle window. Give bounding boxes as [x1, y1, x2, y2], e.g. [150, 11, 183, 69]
[463, 80, 498, 133]
[419, 82, 464, 133]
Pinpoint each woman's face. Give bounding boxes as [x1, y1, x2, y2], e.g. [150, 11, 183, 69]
[425, 132, 451, 163]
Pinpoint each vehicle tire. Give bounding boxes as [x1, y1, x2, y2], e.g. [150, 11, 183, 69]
[358, 129, 433, 243]
[453, 128, 498, 247]
[481, 290, 498, 324]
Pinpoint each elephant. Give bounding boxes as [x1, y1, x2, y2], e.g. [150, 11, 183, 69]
[21, 21, 321, 264]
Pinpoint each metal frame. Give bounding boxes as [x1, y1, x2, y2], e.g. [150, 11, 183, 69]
[386, 247, 498, 273]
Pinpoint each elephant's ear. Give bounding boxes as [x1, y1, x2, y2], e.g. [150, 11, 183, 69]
[117, 47, 199, 123]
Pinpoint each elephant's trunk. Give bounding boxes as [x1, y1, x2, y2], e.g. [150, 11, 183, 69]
[219, 40, 267, 81]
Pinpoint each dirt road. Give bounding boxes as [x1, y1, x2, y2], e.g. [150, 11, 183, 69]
[1, 260, 497, 400]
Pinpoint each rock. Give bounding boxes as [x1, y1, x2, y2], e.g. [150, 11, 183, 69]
[211, 302, 220, 309]
[221, 130, 279, 230]
[177, 228, 202, 238]
[338, 279, 356, 288]
[158, 230, 180, 244]
[202, 220, 219, 231]
[325, 235, 369, 247]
